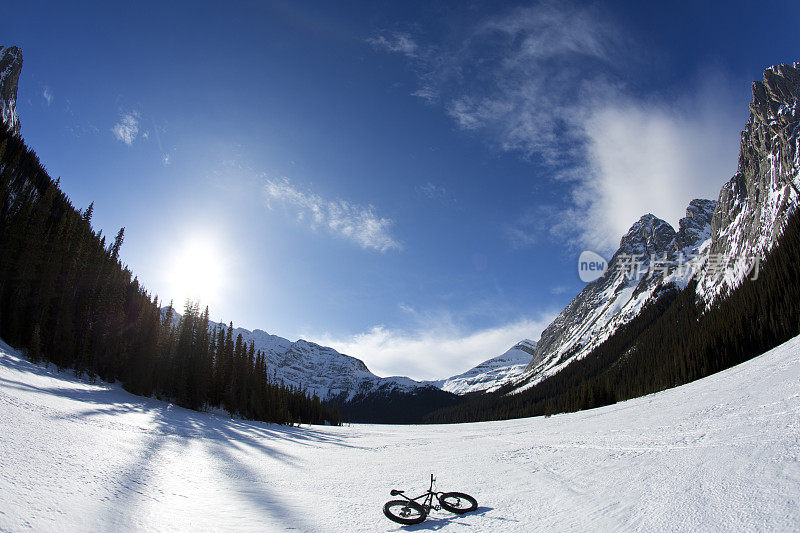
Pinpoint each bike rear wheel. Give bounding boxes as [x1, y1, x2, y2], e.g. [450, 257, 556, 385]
[439, 492, 478, 514]
[383, 499, 427, 525]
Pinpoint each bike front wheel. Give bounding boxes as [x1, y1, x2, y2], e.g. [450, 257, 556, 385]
[383, 499, 427, 525]
[439, 492, 478, 514]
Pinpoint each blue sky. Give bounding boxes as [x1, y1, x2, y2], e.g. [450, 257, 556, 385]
[4, 0, 799, 379]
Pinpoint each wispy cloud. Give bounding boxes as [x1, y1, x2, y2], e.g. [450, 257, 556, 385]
[315, 311, 554, 380]
[504, 204, 563, 249]
[42, 86, 53, 106]
[504, 225, 539, 250]
[371, 1, 742, 252]
[376, 1, 623, 164]
[366, 31, 419, 58]
[550, 285, 574, 295]
[111, 111, 140, 145]
[264, 177, 402, 252]
[416, 181, 456, 205]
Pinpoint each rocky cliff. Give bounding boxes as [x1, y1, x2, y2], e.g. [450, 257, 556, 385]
[0, 46, 22, 136]
[514, 62, 800, 393]
[696, 62, 800, 303]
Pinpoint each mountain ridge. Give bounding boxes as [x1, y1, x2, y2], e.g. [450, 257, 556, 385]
[518, 198, 716, 389]
[162, 307, 438, 401]
[0, 46, 22, 136]
[509, 61, 800, 393]
[429, 339, 537, 394]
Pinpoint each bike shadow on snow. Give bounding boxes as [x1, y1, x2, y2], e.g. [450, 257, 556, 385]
[392, 507, 518, 531]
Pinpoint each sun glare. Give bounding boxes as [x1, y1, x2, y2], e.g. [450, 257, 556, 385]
[166, 236, 226, 309]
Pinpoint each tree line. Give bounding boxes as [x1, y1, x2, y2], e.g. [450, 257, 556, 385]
[426, 201, 800, 423]
[0, 124, 340, 426]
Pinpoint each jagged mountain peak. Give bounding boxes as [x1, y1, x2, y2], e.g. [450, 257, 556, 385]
[284, 338, 372, 375]
[159, 306, 423, 399]
[698, 60, 800, 304]
[430, 339, 538, 394]
[683, 199, 717, 221]
[749, 62, 800, 123]
[513, 339, 537, 355]
[675, 199, 717, 252]
[617, 213, 676, 257]
[522, 197, 715, 379]
[0, 45, 23, 136]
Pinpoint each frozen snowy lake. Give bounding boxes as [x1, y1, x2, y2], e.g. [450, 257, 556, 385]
[1, 335, 799, 531]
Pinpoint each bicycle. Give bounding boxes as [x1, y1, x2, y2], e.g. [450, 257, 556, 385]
[383, 474, 478, 525]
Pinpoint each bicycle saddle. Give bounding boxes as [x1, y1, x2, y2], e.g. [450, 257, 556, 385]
[390, 490, 404, 496]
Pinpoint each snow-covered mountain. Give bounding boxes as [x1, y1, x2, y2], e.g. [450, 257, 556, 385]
[0, 46, 22, 135]
[164, 308, 536, 401]
[163, 308, 434, 401]
[429, 340, 537, 394]
[510, 62, 800, 393]
[515, 200, 715, 392]
[263, 338, 425, 401]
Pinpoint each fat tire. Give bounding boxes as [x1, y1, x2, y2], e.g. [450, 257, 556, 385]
[383, 499, 427, 525]
[439, 492, 478, 514]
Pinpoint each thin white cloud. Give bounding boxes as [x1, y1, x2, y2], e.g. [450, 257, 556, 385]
[550, 285, 573, 295]
[418, 181, 445, 198]
[398, 303, 415, 314]
[407, 1, 624, 164]
[504, 204, 562, 249]
[111, 111, 140, 145]
[371, 1, 743, 252]
[315, 312, 555, 380]
[264, 177, 402, 252]
[504, 225, 539, 249]
[416, 181, 456, 205]
[367, 31, 419, 58]
[42, 86, 53, 106]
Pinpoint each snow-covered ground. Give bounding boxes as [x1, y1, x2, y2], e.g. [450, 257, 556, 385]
[1, 335, 799, 532]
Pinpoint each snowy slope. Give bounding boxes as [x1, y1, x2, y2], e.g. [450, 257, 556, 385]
[1, 334, 799, 532]
[514, 201, 715, 393]
[429, 340, 536, 394]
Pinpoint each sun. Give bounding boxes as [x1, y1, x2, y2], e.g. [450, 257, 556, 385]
[166, 236, 225, 309]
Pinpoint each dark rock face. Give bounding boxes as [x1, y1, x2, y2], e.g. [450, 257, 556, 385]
[675, 199, 716, 252]
[698, 62, 800, 302]
[0, 46, 22, 135]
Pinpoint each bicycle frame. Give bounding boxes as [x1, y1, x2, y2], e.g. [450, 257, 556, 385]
[393, 474, 444, 512]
